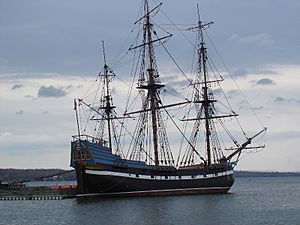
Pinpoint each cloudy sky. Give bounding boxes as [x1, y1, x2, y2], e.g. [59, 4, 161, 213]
[0, 0, 299, 171]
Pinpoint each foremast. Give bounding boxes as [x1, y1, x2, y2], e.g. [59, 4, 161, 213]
[184, 6, 266, 167]
[185, 6, 218, 167]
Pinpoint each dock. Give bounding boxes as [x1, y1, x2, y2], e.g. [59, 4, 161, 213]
[0, 184, 77, 201]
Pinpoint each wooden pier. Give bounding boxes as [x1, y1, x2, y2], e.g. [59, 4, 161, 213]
[0, 184, 77, 201]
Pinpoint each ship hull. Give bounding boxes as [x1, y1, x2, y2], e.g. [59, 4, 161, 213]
[71, 139, 235, 197]
[75, 168, 235, 197]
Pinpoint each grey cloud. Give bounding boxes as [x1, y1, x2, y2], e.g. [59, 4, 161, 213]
[11, 84, 23, 90]
[0, 72, 62, 81]
[111, 87, 116, 95]
[213, 88, 222, 95]
[231, 68, 248, 78]
[162, 75, 190, 96]
[227, 89, 240, 100]
[37, 85, 67, 98]
[163, 85, 180, 96]
[24, 95, 35, 99]
[274, 96, 300, 104]
[231, 68, 277, 79]
[163, 75, 189, 88]
[268, 131, 300, 141]
[238, 105, 246, 110]
[1, 0, 300, 76]
[253, 106, 264, 110]
[274, 97, 284, 102]
[252, 69, 277, 75]
[256, 78, 276, 86]
[167, 80, 189, 88]
[229, 33, 274, 45]
[0, 132, 12, 137]
[16, 110, 24, 115]
[213, 88, 240, 100]
[0, 58, 8, 66]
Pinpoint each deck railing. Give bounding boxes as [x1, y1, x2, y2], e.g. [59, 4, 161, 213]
[72, 134, 109, 147]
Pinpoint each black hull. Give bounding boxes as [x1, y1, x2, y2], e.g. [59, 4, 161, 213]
[71, 139, 236, 197]
[76, 167, 235, 197]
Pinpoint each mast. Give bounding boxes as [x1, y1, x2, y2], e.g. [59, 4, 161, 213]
[74, 99, 81, 138]
[125, 0, 177, 166]
[197, 6, 211, 166]
[102, 41, 113, 150]
[145, 0, 160, 165]
[189, 5, 266, 166]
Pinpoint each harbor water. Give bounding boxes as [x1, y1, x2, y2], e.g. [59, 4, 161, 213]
[0, 176, 299, 225]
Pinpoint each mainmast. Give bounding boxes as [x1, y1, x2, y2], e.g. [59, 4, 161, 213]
[126, 0, 162, 165]
[126, 0, 177, 166]
[145, 0, 160, 165]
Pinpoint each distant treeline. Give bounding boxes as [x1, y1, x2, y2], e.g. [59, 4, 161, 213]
[0, 169, 299, 183]
[0, 169, 76, 183]
[235, 171, 300, 178]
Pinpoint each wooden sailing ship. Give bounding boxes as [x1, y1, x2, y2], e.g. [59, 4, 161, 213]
[71, 0, 266, 197]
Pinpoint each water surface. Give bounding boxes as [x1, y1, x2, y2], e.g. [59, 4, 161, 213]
[1, 177, 299, 225]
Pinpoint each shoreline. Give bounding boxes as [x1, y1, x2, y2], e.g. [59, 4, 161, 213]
[1, 169, 300, 183]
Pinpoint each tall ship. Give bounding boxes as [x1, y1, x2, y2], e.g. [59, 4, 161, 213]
[71, 0, 266, 197]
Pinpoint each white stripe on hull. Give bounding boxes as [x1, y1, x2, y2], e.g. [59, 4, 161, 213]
[85, 169, 234, 180]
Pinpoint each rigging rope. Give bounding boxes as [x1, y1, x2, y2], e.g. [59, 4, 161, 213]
[152, 0, 195, 47]
[204, 30, 265, 129]
[158, 36, 193, 85]
[162, 103, 204, 165]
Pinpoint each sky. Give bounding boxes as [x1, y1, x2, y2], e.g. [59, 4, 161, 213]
[0, 0, 300, 171]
